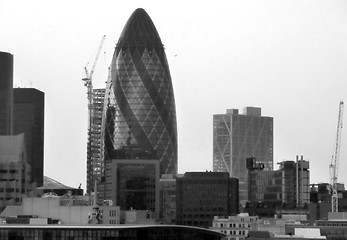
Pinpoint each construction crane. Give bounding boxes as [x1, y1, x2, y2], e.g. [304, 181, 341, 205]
[330, 101, 344, 213]
[82, 34, 106, 113]
[82, 35, 106, 194]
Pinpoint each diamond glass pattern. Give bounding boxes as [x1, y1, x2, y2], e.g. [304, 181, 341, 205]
[102, 8, 177, 175]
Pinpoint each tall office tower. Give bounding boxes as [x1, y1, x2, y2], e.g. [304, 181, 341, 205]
[176, 172, 239, 228]
[86, 88, 105, 194]
[102, 8, 177, 175]
[213, 107, 273, 204]
[13, 88, 44, 187]
[0, 52, 13, 135]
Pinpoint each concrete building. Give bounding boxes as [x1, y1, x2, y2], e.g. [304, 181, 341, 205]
[210, 213, 258, 240]
[13, 88, 44, 187]
[0, 134, 32, 212]
[176, 172, 239, 228]
[0, 196, 120, 225]
[86, 88, 105, 194]
[0, 52, 13, 135]
[213, 107, 273, 204]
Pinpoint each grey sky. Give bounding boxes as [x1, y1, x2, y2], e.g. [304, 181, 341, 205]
[1, 0, 346, 189]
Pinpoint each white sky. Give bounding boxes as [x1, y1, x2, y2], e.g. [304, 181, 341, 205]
[1, 0, 346, 189]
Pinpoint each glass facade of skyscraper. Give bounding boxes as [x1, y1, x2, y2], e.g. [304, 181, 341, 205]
[102, 8, 177, 175]
[213, 107, 273, 204]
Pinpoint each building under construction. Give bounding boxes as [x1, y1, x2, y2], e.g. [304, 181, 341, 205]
[86, 88, 105, 194]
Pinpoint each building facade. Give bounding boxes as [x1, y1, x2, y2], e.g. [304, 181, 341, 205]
[246, 156, 310, 213]
[159, 174, 182, 224]
[13, 88, 44, 187]
[0, 52, 13, 135]
[104, 158, 160, 219]
[86, 88, 105, 194]
[278, 156, 310, 208]
[0, 134, 32, 212]
[213, 107, 273, 204]
[101, 8, 177, 176]
[176, 172, 239, 228]
[210, 213, 258, 240]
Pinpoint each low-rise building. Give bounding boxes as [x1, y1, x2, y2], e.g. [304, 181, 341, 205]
[210, 213, 258, 240]
[0, 197, 120, 225]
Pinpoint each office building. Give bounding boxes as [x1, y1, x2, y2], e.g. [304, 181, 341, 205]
[278, 156, 310, 208]
[101, 8, 177, 176]
[0, 52, 13, 135]
[0, 134, 32, 212]
[104, 157, 160, 218]
[159, 174, 182, 224]
[213, 107, 273, 204]
[176, 172, 239, 228]
[86, 88, 105, 194]
[13, 88, 44, 187]
[246, 156, 309, 213]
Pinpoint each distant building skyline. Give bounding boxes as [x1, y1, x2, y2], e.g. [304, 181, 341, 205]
[213, 107, 273, 204]
[101, 8, 178, 175]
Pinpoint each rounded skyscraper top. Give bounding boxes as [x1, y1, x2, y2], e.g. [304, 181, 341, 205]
[102, 8, 177, 175]
[117, 8, 163, 47]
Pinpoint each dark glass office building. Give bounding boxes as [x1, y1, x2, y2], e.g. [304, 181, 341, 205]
[102, 8, 177, 175]
[0, 52, 13, 135]
[176, 172, 239, 228]
[104, 158, 160, 216]
[13, 88, 44, 187]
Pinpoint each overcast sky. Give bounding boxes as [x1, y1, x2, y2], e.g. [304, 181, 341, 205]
[1, 0, 346, 189]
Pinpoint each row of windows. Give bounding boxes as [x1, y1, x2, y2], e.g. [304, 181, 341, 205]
[220, 230, 247, 236]
[0, 170, 18, 173]
[215, 223, 251, 228]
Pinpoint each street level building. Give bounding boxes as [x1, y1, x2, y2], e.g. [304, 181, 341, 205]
[0, 52, 13, 135]
[213, 107, 273, 204]
[101, 8, 177, 177]
[176, 172, 239, 228]
[13, 88, 44, 187]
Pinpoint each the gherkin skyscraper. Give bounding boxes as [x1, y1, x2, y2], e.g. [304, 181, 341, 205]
[102, 8, 177, 175]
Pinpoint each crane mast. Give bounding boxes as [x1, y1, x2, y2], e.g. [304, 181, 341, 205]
[330, 101, 344, 213]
